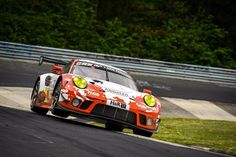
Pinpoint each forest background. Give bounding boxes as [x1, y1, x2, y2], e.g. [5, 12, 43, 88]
[0, 0, 235, 69]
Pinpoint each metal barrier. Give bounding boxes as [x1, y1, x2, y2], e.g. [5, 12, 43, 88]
[0, 41, 236, 85]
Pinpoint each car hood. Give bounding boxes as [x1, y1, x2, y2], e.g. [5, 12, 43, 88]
[81, 77, 148, 111]
[85, 77, 143, 99]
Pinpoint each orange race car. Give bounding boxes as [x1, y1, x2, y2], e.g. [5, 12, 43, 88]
[31, 56, 161, 137]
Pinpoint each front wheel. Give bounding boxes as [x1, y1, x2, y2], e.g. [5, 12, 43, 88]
[51, 81, 69, 118]
[30, 80, 48, 115]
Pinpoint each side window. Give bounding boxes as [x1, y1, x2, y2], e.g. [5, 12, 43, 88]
[62, 61, 72, 74]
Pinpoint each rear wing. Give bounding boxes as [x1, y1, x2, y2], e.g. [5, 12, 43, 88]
[39, 56, 68, 66]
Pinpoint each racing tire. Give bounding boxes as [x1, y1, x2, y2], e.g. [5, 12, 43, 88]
[30, 80, 48, 115]
[133, 129, 153, 137]
[51, 80, 69, 118]
[105, 121, 124, 132]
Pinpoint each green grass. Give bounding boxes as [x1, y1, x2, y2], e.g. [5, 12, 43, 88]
[93, 118, 236, 156]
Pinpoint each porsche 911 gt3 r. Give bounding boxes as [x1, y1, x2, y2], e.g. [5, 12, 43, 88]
[31, 56, 161, 137]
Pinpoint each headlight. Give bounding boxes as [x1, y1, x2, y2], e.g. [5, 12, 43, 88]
[73, 76, 87, 89]
[143, 95, 156, 107]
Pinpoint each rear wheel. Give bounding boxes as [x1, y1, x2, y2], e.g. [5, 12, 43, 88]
[133, 129, 153, 137]
[105, 121, 124, 132]
[30, 80, 48, 115]
[51, 81, 69, 118]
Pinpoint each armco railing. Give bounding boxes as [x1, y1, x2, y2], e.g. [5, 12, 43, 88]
[0, 41, 236, 85]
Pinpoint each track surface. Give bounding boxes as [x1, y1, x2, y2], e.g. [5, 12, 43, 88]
[0, 58, 233, 157]
[0, 106, 226, 157]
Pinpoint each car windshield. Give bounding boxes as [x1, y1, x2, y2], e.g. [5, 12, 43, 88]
[73, 62, 138, 91]
[107, 71, 138, 91]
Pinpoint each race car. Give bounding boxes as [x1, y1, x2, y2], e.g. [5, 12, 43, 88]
[30, 56, 161, 137]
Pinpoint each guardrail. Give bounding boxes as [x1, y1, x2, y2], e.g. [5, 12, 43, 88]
[0, 41, 236, 85]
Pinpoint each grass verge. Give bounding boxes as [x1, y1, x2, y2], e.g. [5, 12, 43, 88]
[93, 118, 236, 156]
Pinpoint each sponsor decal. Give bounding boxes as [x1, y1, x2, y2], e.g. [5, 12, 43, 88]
[61, 89, 68, 93]
[77, 61, 126, 75]
[107, 100, 127, 109]
[137, 103, 147, 109]
[77, 62, 94, 67]
[145, 107, 157, 112]
[65, 78, 71, 82]
[37, 91, 46, 103]
[137, 103, 157, 112]
[152, 107, 157, 111]
[45, 76, 51, 86]
[88, 90, 100, 97]
[103, 87, 128, 97]
[43, 87, 50, 102]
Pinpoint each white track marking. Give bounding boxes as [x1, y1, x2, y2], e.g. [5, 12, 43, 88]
[163, 97, 236, 121]
[0, 87, 31, 111]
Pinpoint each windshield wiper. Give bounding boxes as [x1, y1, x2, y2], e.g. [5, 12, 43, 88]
[105, 68, 109, 81]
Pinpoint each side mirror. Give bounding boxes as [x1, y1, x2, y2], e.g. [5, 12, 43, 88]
[52, 65, 63, 75]
[143, 89, 152, 95]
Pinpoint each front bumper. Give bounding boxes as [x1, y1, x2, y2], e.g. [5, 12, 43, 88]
[59, 88, 160, 133]
[56, 101, 160, 133]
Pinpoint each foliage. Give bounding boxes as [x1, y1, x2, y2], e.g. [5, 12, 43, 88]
[95, 18, 135, 56]
[0, 0, 235, 69]
[155, 118, 236, 156]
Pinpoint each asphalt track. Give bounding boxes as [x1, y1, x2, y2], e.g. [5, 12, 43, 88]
[0, 106, 226, 157]
[0, 58, 233, 157]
